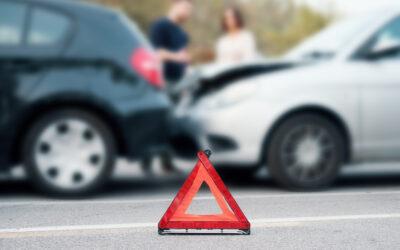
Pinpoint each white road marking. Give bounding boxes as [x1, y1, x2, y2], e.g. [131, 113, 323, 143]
[0, 223, 156, 234]
[1, 190, 400, 207]
[0, 213, 400, 238]
[251, 213, 400, 227]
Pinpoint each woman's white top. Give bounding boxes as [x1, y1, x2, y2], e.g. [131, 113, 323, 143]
[216, 30, 257, 64]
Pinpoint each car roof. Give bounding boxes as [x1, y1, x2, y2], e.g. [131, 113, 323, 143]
[358, 7, 400, 19]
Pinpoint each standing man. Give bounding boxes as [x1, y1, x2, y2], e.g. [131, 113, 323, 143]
[150, 0, 192, 93]
[143, 0, 193, 174]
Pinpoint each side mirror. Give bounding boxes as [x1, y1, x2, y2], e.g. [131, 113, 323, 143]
[364, 40, 400, 61]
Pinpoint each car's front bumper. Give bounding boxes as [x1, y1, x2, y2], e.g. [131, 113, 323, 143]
[186, 101, 269, 167]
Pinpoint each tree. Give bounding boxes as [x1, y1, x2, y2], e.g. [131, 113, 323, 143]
[261, 5, 331, 55]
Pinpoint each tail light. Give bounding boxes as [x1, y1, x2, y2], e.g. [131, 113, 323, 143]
[130, 48, 165, 89]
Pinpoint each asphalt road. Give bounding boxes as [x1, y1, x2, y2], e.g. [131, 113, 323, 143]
[1, 161, 400, 249]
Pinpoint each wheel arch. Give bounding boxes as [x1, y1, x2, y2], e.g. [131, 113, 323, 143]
[261, 105, 352, 165]
[11, 98, 127, 164]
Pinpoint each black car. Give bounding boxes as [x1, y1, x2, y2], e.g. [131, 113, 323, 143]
[0, 0, 173, 195]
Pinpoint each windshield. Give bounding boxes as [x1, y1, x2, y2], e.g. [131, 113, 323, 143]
[285, 13, 379, 61]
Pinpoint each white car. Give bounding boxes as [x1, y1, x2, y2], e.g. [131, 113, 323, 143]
[186, 9, 400, 190]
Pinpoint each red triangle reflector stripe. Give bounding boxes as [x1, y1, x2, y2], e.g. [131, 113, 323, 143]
[158, 151, 250, 234]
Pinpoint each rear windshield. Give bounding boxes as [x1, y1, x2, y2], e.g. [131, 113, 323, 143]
[118, 14, 151, 49]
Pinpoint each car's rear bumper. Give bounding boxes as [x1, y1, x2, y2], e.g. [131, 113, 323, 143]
[168, 115, 203, 160]
[121, 108, 171, 159]
[121, 108, 203, 160]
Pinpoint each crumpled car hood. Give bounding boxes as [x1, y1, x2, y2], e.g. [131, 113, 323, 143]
[194, 59, 303, 99]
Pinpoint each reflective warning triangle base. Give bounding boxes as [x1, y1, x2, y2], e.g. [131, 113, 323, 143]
[158, 150, 250, 235]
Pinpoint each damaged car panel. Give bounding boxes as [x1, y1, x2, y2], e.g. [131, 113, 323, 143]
[193, 61, 299, 100]
[186, 9, 400, 191]
[0, 0, 171, 195]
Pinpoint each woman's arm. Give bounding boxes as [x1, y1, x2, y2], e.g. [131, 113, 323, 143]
[241, 31, 257, 61]
[215, 37, 225, 63]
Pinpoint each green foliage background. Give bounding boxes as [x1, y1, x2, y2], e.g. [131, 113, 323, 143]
[88, 0, 332, 62]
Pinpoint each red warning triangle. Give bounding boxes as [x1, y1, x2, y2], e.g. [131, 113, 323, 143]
[158, 151, 250, 233]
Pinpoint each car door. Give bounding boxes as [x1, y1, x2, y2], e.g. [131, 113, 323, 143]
[0, 0, 31, 164]
[0, 2, 74, 115]
[359, 16, 400, 161]
[0, 1, 29, 125]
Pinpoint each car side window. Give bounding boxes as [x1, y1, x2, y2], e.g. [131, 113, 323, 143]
[0, 2, 27, 46]
[370, 16, 400, 59]
[27, 7, 71, 46]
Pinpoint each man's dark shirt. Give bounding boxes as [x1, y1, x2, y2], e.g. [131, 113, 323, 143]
[149, 17, 189, 83]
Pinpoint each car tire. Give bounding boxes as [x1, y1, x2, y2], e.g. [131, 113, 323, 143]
[23, 109, 117, 196]
[267, 113, 345, 190]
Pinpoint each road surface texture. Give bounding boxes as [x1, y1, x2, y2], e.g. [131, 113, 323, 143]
[1, 160, 400, 249]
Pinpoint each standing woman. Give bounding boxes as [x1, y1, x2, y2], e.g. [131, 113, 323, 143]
[216, 7, 258, 64]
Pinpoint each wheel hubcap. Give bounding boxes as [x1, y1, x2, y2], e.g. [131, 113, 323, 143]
[35, 119, 106, 190]
[280, 125, 335, 181]
[295, 137, 321, 168]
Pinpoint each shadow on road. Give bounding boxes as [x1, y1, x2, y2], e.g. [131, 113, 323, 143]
[0, 165, 400, 198]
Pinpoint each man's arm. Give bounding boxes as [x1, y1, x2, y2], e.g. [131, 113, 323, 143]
[150, 21, 190, 63]
[156, 49, 191, 63]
